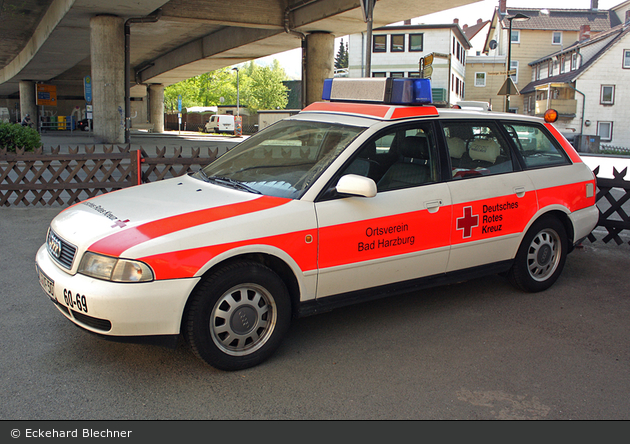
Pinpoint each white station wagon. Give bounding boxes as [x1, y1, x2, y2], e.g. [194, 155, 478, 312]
[36, 78, 598, 370]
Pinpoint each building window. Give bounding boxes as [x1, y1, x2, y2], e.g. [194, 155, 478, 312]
[475, 72, 486, 87]
[390, 72, 404, 78]
[600, 85, 615, 105]
[372, 72, 387, 77]
[510, 60, 519, 83]
[391, 34, 405, 52]
[552, 32, 562, 45]
[409, 34, 423, 52]
[408, 71, 421, 78]
[597, 121, 613, 142]
[373, 35, 387, 52]
[623, 49, 630, 68]
[571, 53, 578, 70]
[510, 30, 520, 44]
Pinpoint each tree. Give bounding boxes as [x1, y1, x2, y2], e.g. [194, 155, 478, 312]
[334, 39, 348, 70]
[164, 61, 288, 113]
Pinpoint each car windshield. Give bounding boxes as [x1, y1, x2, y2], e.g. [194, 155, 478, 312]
[196, 119, 365, 199]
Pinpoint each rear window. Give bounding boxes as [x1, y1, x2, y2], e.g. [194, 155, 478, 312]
[502, 123, 571, 168]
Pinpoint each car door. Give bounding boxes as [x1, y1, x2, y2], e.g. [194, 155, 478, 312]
[314, 122, 452, 299]
[442, 120, 538, 272]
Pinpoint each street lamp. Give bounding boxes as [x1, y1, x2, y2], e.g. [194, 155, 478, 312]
[505, 13, 529, 112]
[232, 67, 240, 117]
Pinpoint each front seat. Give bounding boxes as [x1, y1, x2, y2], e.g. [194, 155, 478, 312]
[377, 136, 431, 191]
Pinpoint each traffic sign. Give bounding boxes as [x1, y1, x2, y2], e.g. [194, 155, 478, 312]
[497, 77, 520, 96]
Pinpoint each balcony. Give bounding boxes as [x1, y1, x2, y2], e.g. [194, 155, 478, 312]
[535, 99, 578, 117]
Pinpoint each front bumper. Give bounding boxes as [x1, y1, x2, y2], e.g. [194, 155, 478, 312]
[36, 244, 200, 336]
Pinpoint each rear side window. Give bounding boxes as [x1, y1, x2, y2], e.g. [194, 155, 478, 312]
[502, 123, 570, 168]
[442, 121, 514, 179]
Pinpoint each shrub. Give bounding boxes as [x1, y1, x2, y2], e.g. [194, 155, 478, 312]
[0, 122, 41, 152]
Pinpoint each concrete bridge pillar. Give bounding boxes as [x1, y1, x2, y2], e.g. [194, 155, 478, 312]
[18, 81, 37, 125]
[305, 32, 335, 106]
[90, 15, 125, 144]
[148, 84, 165, 133]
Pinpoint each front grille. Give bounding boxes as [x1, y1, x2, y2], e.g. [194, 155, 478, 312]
[71, 310, 112, 332]
[47, 228, 77, 270]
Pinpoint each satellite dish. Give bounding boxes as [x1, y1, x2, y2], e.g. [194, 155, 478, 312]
[489, 40, 497, 50]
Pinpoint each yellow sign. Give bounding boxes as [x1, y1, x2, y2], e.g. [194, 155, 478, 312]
[36, 84, 57, 106]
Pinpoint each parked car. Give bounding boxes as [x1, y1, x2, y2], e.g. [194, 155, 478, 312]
[36, 78, 598, 371]
[204, 114, 235, 133]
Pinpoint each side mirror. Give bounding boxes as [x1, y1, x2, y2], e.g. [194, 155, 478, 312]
[336, 174, 377, 198]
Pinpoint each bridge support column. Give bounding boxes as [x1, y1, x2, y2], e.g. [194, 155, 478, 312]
[18, 81, 37, 125]
[148, 84, 165, 133]
[305, 32, 334, 106]
[90, 15, 125, 144]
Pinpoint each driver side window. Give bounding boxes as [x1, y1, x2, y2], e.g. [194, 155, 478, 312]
[340, 124, 439, 192]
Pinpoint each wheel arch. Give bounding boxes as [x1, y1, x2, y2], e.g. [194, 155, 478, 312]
[533, 208, 576, 252]
[181, 251, 303, 332]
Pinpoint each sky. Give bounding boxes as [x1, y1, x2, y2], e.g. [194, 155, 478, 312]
[253, 0, 624, 79]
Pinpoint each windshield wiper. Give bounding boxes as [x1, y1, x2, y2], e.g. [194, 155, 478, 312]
[204, 175, 262, 194]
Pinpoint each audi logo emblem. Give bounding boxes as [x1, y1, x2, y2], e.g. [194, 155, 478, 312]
[48, 233, 62, 259]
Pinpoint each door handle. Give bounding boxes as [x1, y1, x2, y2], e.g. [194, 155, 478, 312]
[514, 186, 526, 198]
[425, 200, 442, 213]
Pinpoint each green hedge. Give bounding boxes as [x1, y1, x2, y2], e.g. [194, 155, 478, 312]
[0, 122, 41, 152]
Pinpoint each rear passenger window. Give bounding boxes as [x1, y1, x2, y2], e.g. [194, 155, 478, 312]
[502, 123, 571, 168]
[443, 121, 514, 179]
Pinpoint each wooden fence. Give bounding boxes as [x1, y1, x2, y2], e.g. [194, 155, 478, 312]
[1, 147, 629, 246]
[587, 166, 630, 246]
[0, 146, 218, 207]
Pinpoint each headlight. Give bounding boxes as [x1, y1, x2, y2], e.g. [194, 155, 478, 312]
[78, 252, 154, 282]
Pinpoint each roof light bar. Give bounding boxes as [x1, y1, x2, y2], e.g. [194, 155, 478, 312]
[322, 78, 433, 105]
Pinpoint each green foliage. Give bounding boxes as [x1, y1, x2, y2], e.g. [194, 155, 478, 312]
[0, 122, 41, 152]
[164, 61, 288, 114]
[334, 39, 348, 70]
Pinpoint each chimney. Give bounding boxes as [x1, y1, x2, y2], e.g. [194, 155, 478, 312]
[499, 0, 507, 14]
[453, 18, 459, 25]
[580, 24, 591, 41]
[591, 0, 598, 11]
[404, 19, 411, 25]
[477, 18, 483, 24]
[463, 24, 468, 30]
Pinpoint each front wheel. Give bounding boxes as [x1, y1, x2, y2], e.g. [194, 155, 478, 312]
[508, 216, 568, 292]
[184, 261, 291, 371]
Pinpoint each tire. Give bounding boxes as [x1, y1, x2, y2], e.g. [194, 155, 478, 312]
[184, 261, 291, 371]
[508, 216, 568, 292]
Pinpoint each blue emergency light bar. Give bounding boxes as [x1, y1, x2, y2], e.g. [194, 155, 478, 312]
[322, 77, 433, 105]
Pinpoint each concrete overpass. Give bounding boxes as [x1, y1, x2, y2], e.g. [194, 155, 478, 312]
[0, 0, 477, 143]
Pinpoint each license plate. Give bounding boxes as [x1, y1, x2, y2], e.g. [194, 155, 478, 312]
[37, 266, 56, 302]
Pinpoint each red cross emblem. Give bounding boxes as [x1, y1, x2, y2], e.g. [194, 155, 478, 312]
[456, 206, 478, 239]
[111, 219, 130, 229]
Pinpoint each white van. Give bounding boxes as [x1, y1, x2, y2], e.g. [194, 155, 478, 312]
[205, 114, 235, 134]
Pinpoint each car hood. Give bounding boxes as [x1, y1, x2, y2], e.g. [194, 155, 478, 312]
[50, 175, 291, 258]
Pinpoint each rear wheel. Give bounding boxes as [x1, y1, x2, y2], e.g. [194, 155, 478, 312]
[508, 216, 568, 292]
[185, 261, 291, 371]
